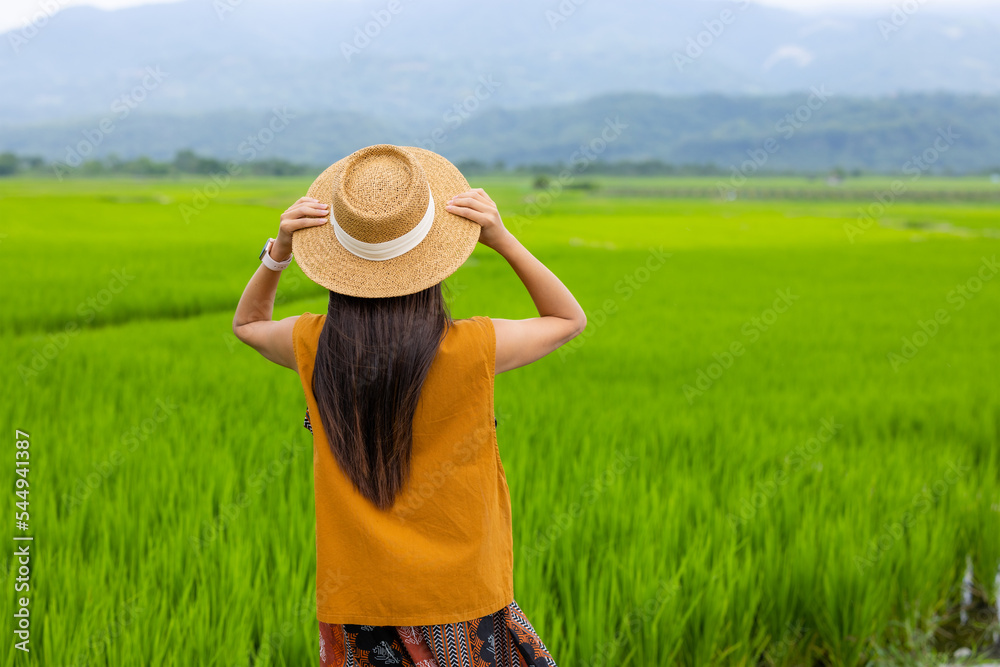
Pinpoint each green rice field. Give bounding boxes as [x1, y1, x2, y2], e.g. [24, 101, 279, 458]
[2, 175, 999, 666]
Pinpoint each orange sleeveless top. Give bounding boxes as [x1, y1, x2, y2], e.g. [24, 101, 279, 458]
[292, 313, 514, 625]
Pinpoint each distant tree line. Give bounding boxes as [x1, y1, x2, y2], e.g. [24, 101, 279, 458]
[0, 150, 320, 178]
[454, 158, 739, 176]
[1, 150, 998, 180]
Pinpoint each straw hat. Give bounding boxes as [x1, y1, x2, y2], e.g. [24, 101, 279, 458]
[291, 144, 481, 298]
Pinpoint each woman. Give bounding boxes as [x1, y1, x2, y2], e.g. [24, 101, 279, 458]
[233, 145, 586, 666]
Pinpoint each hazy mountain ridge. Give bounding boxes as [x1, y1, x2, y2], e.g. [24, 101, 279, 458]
[4, 92, 999, 174]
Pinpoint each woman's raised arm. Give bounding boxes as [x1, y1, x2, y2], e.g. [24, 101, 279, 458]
[446, 188, 587, 373]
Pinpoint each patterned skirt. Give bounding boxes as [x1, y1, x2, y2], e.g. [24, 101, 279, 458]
[318, 600, 557, 667]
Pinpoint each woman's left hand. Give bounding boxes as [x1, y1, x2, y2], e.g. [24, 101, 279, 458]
[271, 197, 330, 260]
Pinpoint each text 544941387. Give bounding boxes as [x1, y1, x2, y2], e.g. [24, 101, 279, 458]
[13, 429, 32, 653]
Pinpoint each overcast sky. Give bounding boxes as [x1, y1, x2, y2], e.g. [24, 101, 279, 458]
[2, 0, 999, 32]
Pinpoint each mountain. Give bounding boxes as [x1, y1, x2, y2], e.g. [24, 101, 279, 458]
[4, 93, 1000, 174]
[3, 0, 1000, 173]
[1, 0, 999, 125]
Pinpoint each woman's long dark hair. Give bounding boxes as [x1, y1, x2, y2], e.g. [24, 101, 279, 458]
[312, 283, 451, 510]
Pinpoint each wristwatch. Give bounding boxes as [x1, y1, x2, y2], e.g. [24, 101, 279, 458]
[259, 237, 293, 271]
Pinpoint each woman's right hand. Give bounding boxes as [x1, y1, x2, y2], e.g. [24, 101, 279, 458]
[445, 188, 512, 250]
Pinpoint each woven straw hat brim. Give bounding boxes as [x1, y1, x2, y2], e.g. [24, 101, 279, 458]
[291, 146, 480, 298]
